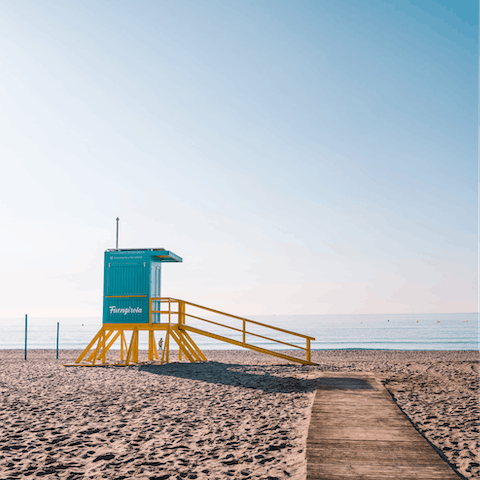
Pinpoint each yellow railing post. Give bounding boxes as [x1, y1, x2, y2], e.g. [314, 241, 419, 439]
[181, 300, 186, 325]
[168, 298, 171, 326]
[179, 300, 185, 360]
[307, 338, 311, 363]
[243, 319, 246, 346]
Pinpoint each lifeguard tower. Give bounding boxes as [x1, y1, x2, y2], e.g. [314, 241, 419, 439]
[71, 246, 315, 366]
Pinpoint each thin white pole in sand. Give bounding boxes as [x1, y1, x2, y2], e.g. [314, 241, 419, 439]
[24, 314, 27, 361]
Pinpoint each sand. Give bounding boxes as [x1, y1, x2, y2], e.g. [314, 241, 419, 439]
[0, 349, 477, 479]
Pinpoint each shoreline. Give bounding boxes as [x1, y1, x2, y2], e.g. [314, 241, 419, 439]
[6, 347, 480, 350]
[0, 349, 478, 479]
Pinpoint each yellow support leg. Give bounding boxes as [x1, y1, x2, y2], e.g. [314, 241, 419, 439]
[160, 333, 167, 365]
[133, 328, 139, 363]
[101, 329, 107, 364]
[91, 330, 105, 366]
[166, 327, 170, 364]
[152, 334, 159, 360]
[161, 327, 170, 364]
[125, 329, 138, 366]
[120, 331, 126, 361]
[103, 330, 121, 361]
[173, 328, 184, 361]
[87, 329, 115, 362]
[74, 329, 102, 364]
[181, 330, 207, 361]
[173, 330, 200, 362]
[148, 329, 158, 361]
[123, 332, 128, 360]
[170, 329, 194, 362]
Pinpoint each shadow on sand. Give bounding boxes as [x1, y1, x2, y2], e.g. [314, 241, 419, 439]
[138, 362, 374, 394]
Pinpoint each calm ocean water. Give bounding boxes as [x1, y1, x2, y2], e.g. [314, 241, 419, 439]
[0, 313, 477, 351]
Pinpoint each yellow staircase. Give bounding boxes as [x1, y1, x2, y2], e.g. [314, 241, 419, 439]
[67, 298, 316, 366]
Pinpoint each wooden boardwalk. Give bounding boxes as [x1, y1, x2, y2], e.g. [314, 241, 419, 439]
[306, 373, 460, 480]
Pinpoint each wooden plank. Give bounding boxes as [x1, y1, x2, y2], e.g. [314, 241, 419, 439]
[307, 440, 438, 454]
[307, 465, 460, 480]
[309, 415, 409, 426]
[308, 426, 426, 442]
[306, 374, 460, 480]
[310, 410, 411, 421]
[313, 394, 393, 404]
[311, 404, 404, 413]
[308, 418, 412, 428]
[307, 451, 448, 465]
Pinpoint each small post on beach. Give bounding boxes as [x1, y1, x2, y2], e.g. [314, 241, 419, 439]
[56, 322, 60, 359]
[24, 314, 27, 361]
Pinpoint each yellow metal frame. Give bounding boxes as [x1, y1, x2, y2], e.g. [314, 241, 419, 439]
[67, 298, 315, 366]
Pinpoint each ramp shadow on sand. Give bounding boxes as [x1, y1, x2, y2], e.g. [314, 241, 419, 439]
[138, 362, 374, 394]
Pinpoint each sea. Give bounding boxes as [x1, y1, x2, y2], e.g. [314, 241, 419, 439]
[0, 312, 477, 351]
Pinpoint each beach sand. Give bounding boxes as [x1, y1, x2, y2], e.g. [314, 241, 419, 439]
[0, 349, 477, 479]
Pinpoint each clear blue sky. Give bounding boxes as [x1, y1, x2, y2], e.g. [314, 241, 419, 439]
[0, 0, 477, 316]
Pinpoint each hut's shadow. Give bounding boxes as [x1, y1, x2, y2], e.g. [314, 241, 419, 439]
[138, 362, 374, 394]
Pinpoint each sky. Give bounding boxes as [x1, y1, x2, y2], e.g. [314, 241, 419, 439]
[0, 0, 478, 317]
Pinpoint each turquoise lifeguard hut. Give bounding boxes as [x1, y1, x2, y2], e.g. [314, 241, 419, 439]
[103, 248, 182, 324]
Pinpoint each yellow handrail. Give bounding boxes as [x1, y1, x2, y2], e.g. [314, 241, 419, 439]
[151, 298, 315, 339]
[185, 299, 315, 339]
[150, 297, 314, 364]
[184, 313, 307, 351]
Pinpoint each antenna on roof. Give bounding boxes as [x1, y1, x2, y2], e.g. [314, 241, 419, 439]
[116, 218, 119, 249]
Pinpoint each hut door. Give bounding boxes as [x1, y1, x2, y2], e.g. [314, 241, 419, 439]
[150, 263, 162, 323]
[150, 263, 161, 297]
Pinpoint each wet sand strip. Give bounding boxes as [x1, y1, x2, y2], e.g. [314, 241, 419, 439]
[306, 373, 461, 480]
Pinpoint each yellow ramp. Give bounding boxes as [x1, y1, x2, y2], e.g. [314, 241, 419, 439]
[156, 298, 316, 365]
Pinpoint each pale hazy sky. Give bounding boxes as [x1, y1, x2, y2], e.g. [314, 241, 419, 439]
[0, 0, 477, 317]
